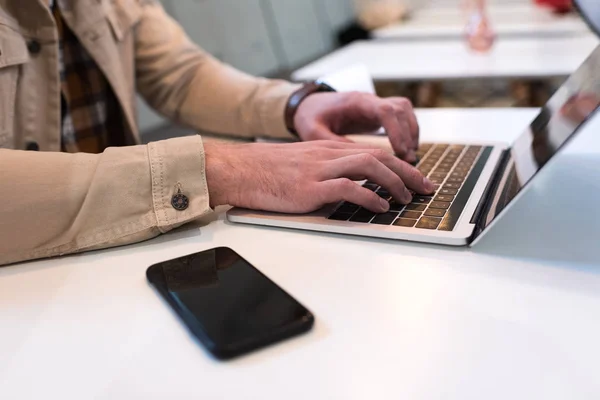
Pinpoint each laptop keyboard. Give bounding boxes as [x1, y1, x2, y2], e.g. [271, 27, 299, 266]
[327, 144, 492, 231]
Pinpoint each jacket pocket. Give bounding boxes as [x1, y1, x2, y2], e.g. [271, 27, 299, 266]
[0, 23, 29, 148]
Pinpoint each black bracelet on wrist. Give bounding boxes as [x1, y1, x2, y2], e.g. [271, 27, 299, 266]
[284, 81, 336, 136]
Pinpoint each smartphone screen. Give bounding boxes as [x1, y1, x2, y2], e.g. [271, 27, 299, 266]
[147, 247, 313, 359]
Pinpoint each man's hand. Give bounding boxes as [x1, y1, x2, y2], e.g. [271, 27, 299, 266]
[204, 140, 435, 213]
[293, 92, 420, 164]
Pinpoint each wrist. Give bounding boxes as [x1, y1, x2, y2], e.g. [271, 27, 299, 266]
[284, 81, 336, 136]
[204, 142, 237, 208]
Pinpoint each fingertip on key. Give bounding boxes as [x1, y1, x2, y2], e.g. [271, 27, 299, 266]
[423, 177, 435, 193]
[379, 197, 390, 212]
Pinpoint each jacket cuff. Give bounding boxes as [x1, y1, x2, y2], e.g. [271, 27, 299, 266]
[148, 135, 212, 232]
[259, 81, 302, 139]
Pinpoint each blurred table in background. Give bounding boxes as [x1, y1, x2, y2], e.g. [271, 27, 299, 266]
[374, 3, 591, 40]
[292, 35, 599, 107]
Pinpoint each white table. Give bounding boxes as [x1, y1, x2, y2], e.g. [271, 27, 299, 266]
[374, 4, 591, 40]
[292, 35, 599, 82]
[3, 108, 600, 400]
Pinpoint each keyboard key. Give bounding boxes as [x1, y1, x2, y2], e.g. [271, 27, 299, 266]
[430, 201, 451, 210]
[371, 212, 399, 225]
[405, 203, 426, 211]
[429, 177, 445, 185]
[416, 217, 442, 230]
[455, 167, 470, 174]
[443, 182, 461, 189]
[400, 211, 422, 219]
[363, 183, 379, 191]
[424, 208, 446, 217]
[435, 195, 454, 202]
[350, 209, 376, 223]
[337, 203, 360, 213]
[447, 177, 465, 183]
[388, 201, 406, 211]
[376, 189, 390, 198]
[440, 188, 458, 195]
[412, 195, 433, 204]
[328, 212, 354, 221]
[394, 218, 417, 227]
[430, 172, 447, 180]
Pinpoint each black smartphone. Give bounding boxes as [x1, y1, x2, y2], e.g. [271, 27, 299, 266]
[146, 247, 314, 360]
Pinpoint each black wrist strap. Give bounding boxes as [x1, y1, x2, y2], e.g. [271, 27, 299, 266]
[284, 81, 336, 136]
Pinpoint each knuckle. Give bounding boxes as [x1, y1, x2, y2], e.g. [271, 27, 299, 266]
[379, 103, 394, 116]
[398, 97, 413, 108]
[356, 152, 377, 166]
[370, 148, 388, 160]
[337, 178, 355, 191]
[346, 91, 363, 105]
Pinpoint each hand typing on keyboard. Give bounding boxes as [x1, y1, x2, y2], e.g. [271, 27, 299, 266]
[204, 140, 435, 214]
[293, 92, 420, 163]
[329, 144, 484, 231]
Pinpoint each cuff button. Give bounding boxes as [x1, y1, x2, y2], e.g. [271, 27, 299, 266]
[171, 183, 189, 211]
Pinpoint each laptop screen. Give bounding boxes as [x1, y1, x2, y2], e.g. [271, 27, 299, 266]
[479, 44, 600, 230]
[576, 0, 600, 37]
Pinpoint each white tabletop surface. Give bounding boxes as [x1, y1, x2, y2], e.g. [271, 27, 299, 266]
[292, 35, 599, 82]
[374, 4, 591, 40]
[3, 108, 600, 400]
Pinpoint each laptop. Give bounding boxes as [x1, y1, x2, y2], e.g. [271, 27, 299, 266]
[228, 0, 600, 247]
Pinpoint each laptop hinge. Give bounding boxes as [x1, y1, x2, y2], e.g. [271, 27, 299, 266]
[468, 149, 511, 243]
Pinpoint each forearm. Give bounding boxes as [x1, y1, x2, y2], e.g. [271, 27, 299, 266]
[0, 136, 211, 266]
[135, 2, 299, 139]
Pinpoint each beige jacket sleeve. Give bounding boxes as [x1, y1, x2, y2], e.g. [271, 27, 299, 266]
[135, 2, 300, 139]
[0, 137, 210, 266]
[0, 3, 298, 266]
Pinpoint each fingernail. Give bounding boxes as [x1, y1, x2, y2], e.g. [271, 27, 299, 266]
[379, 198, 390, 212]
[407, 150, 417, 163]
[423, 177, 435, 193]
[403, 189, 413, 203]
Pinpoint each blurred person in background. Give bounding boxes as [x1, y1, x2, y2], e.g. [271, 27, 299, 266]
[534, 0, 574, 14]
[0, 0, 433, 266]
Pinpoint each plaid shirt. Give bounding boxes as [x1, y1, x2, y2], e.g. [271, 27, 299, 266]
[53, 3, 126, 153]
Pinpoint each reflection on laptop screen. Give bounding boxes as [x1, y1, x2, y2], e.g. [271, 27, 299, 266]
[482, 45, 600, 229]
